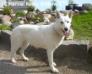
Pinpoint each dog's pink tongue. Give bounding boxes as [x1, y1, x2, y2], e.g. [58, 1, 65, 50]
[64, 31, 70, 36]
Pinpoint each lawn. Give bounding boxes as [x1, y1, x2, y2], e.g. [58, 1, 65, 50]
[72, 11, 92, 40]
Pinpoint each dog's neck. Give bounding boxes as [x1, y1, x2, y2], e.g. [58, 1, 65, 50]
[52, 23, 64, 37]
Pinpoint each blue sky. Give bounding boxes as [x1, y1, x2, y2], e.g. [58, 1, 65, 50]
[32, 0, 92, 11]
[0, 0, 92, 11]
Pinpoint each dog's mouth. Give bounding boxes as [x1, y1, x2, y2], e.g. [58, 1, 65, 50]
[63, 30, 70, 36]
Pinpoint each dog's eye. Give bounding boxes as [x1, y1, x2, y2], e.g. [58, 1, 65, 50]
[60, 21, 63, 24]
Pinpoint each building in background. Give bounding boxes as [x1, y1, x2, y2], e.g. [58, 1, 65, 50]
[0, 0, 32, 10]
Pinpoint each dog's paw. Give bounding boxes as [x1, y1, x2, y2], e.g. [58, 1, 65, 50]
[51, 67, 59, 73]
[11, 58, 17, 63]
[23, 57, 29, 61]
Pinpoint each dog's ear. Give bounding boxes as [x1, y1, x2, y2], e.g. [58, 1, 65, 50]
[68, 10, 73, 19]
[56, 12, 60, 18]
[56, 12, 64, 18]
[65, 10, 73, 19]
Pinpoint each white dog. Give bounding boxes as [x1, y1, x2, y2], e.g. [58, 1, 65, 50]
[11, 12, 72, 73]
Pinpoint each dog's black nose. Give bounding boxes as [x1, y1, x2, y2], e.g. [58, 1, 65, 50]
[64, 28, 68, 31]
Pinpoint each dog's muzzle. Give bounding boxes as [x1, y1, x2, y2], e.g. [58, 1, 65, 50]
[63, 28, 70, 36]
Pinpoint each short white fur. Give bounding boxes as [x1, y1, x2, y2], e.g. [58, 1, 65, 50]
[11, 12, 72, 73]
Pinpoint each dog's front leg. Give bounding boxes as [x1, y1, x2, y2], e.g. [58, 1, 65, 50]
[47, 50, 59, 73]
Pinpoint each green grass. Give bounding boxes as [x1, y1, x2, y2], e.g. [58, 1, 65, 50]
[72, 11, 92, 40]
[0, 24, 12, 30]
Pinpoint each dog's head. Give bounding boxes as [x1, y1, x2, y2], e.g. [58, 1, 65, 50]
[56, 11, 73, 36]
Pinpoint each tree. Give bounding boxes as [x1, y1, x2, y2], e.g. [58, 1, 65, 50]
[51, 0, 57, 11]
[51, 4, 57, 11]
[69, 0, 74, 5]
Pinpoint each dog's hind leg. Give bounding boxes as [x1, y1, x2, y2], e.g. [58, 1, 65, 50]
[11, 31, 23, 63]
[11, 45, 17, 63]
[11, 37, 22, 63]
[20, 41, 29, 61]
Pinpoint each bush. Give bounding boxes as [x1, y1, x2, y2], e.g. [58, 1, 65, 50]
[0, 19, 2, 23]
[16, 11, 26, 17]
[0, 9, 3, 14]
[32, 14, 44, 23]
[11, 17, 19, 23]
[82, 3, 92, 10]
[3, 5, 13, 15]
[27, 6, 35, 12]
[0, 24, 12, 30]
